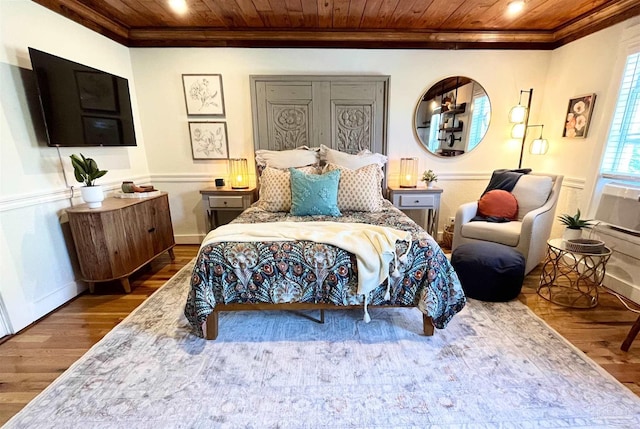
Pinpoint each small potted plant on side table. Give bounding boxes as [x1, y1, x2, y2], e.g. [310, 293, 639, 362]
[558, 209, 592, 241]
[422, 169, 438, 188]
[70, 153, 108, 208]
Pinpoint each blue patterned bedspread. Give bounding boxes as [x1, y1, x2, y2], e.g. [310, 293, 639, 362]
[185, 201, 465, 337]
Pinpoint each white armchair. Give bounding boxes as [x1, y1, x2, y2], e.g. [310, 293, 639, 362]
[452, 173, 564, 275]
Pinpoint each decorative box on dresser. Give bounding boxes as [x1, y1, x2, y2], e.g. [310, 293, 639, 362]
[66, 193, 175, 293]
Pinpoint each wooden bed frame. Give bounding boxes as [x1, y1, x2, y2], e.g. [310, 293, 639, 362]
[200, 74, 436, 341]
[204, 303, 435, 340]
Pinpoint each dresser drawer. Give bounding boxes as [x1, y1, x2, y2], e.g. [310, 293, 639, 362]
[398, 194, 436, 208]
[208, 196, 245, 208]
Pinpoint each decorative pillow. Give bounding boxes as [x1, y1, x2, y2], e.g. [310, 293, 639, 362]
[511, 175, 554, 221]
[255, 146, 319, 169]
[319, 144, 387, 169]
[289, 168, 341, 216]
[257, 166, 318, 212]
[323, 163, 384, 212]
[477, 190, 518, 220]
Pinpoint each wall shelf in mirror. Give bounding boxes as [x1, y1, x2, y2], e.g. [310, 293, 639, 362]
[414, 77, 490, 157]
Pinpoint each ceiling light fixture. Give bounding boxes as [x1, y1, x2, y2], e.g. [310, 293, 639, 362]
[168, 0, 188, 15]
[507, 1, 525, 16]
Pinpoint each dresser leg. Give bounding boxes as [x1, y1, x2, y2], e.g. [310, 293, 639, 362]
[120, 278, 132, 293]
[168, 248, 175, 260]
[88, 282, 95, 294]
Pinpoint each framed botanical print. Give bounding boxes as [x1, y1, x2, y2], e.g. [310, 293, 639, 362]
[188, 121, 229, 160]
[563, 93, 596, 138]
[182, 74, 225, 116]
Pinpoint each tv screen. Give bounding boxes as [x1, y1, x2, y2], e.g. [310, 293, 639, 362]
[28, 47, 137, 147]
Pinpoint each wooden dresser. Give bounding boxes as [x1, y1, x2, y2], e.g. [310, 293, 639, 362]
[66, 193, 175, 293]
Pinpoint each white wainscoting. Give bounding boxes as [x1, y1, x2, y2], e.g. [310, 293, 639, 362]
[0, 176, 151, 334]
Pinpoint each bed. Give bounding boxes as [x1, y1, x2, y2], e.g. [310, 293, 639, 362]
[184, 143, 466, 340]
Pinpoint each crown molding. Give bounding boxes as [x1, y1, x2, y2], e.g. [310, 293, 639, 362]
[32, 0, 640, 50]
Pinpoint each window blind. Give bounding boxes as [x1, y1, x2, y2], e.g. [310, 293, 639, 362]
[467, 95, 490, 151]
[601, 52, 640, 178]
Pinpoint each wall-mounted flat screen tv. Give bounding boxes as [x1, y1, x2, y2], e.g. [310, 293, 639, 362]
[28, 47, 137, 147]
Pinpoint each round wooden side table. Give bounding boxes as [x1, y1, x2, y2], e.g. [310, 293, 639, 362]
[537, 238, 612, 309]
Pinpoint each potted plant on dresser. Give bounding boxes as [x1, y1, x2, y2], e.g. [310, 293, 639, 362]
[558, 209, 592, 241]
[70, 153, 108, 208]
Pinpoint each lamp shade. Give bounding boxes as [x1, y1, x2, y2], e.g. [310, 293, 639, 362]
[399, 157, 418, 188]
[511, 123, 526, 139]
[530, 138, 549, 155]
[509, 105, 527, 123]
[229, 158, 249, 189]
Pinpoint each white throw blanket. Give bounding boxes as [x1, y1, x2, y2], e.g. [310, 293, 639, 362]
[201, 221, 412, 321]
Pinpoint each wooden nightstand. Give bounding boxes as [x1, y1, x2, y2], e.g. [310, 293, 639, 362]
[387, 185, 443, 238]
[200, 186, 257, 231]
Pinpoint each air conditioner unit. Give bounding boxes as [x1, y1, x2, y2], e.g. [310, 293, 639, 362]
[592, 183, 640, 304]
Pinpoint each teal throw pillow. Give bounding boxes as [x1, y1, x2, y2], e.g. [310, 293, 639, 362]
[289, 168, 342, 216]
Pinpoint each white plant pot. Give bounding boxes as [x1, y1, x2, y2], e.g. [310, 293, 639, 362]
[80, 185, 104, 208]
[426, 181, 435, 188]
[562, 227, 583, 242]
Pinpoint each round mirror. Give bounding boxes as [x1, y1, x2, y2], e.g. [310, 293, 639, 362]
[414, 76, 491, 157]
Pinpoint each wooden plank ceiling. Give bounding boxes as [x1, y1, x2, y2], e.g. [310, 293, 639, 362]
[33, 0, 640, 49]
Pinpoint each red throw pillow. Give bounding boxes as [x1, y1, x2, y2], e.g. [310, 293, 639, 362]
[477, 190, 518, 220]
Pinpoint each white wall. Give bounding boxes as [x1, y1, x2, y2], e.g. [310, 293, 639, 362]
[539, 17, 640, 302]
[537, 18, 640, 212]
[2, 0, 638, 334]
[0, 0, 152, 332]
[131, 47, 555, 242]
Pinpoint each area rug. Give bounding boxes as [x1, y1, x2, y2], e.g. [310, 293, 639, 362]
[5, 260, 640, 428]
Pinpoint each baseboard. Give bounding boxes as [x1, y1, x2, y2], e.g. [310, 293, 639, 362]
[606, 273, 640, 305]
[10, 280, 86, 334]
[175, 234, 206, 245]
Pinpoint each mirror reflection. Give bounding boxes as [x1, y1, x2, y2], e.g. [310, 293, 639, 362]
[415, 76, 491, 157]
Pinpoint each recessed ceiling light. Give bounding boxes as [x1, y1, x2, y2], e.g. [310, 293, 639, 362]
[507, 1, 525, 16]
[169, 0, 188, 15]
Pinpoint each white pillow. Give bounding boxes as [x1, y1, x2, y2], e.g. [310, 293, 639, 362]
[255, 146, 319, 169]
[319, 144, 387, 169]
[511, 175, 554, 220]
[323, 163, 384, 212]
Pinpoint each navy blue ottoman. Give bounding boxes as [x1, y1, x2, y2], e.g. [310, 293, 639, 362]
[451, 242, 525, 302]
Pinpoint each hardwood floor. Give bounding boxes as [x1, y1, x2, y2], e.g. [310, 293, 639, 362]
[1, 244, 639, 425]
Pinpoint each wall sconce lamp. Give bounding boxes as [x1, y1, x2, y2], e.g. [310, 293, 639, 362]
[399, 157, 418, 188]
[229, 158, 249, 189]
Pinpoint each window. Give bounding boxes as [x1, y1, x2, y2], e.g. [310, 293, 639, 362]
[601, 51, 640, 179]
[428, 112, 441, 153]
[467, 94, 490, 152]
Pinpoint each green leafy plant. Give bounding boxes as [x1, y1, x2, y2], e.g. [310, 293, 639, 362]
[70, 153, 107, 187]
[422, 169, 438, 183]
[557, 209, 592, 230]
